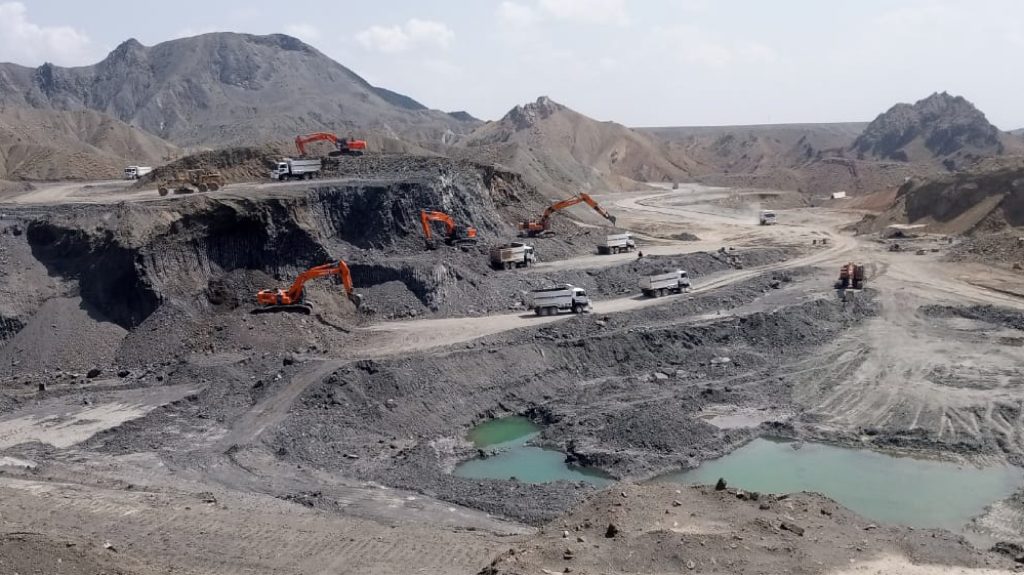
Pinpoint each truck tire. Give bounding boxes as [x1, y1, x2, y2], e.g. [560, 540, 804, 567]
[505, 262, 513, 270]
[535, 308, 543, 316]
[158, 187, 168, 197]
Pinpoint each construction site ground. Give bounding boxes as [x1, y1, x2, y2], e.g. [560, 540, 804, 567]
[2, 175, 1024, 574]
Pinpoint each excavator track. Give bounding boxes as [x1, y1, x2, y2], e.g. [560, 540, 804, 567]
[250, 303, 313, 315]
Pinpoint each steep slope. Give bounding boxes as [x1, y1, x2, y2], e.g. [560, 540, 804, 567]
[0, 107, 179, 180]
[0, 33, 478, 147]
[853, 156, 1024, 236]
[852, 92, 1023, 169]
[457, 97, 693, 197]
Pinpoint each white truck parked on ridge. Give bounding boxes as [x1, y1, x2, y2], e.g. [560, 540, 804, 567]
[639, 270, 690, 297]
[597, 232, 636, 255]
[527, 284, 590, 316]
[124, 166, 153, 180]
[759, 210, 776, 225]
[490, 242, 536, 270]
[271, 158, 322, 181]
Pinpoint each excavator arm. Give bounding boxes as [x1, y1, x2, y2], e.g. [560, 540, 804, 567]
[255, 261, 362, 312]
[520, 193, 616, 236]
[420, 210, 477, 249]
[295, 132, 369, 157]
[295, 133, 339, 157]
[420, 210, 456, 243]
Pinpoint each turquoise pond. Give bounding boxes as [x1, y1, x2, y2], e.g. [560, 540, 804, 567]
[454, 418, 1023, 530]
[662, 438, 1024, 531]
[454, 416, 610, 485]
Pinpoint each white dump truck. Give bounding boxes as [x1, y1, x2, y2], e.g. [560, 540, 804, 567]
[124, 166, 153, 180]
[270, 158, 322, 181]
[527, 284, 590, 316]
[490, 242, 536, 270]
[759, 210, 776, 225]
[597, 232, 636, 255]
[639, 270, 690, 297]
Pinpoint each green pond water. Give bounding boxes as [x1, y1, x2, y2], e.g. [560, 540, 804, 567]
[663, 438, 1024, 531]
[455, 418, 1024, 530]
[455, 416, 611, 485]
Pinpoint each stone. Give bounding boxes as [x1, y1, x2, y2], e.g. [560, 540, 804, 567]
[282, 354, 296, 366]
[605, 523, 619, 538]
[715, 478, 727, 491]
[780, 522, 805, 536]
[86, 368, 102, 379]
[653, 372, 669, 381]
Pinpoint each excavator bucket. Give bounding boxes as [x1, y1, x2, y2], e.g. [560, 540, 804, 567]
[348, 292, 364, 308]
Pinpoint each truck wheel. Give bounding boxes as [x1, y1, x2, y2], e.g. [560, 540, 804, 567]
[505, 262, 513, 270]
[158, 187, 168, 196]
[535, 308, 543, 316]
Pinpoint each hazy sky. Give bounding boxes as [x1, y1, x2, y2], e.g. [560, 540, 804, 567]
[5, 1, 1024, 129]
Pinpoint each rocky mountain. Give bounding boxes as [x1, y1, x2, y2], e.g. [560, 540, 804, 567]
[0, 107, 179, 180]
[0, 33, 478, 147]
[457, 96, 693, 197]
[852, 92, 1022, 169]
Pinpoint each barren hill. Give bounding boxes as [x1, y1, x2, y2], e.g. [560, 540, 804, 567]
[0, 107, 179, 180]
[853, 155, 1024, 236]
[457, 96, 693, 197]
[852, 92, 1023, 169]
[644, 122, 932, 197]
[0, 33, 478, 147]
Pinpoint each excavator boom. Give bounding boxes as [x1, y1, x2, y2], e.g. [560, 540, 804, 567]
[254, 261, 362, 313]
[420, 210, 477, 249]
[295, 132, 368, 157]
[520, 192, 616, 237]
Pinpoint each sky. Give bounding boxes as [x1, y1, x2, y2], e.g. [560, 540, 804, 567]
[4, 0, 1024, 130]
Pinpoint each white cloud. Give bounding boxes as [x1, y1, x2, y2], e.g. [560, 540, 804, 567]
[0, 2, 95, 65]
[284, 23, 321, 43]
[537, 0, 629, 26]
[654, 26, 777, 69]
[356, 19, 454, 54]
[499, 2, 540, 28]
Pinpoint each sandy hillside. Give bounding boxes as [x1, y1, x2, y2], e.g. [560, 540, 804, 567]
[457, 96, 694, 198]
[0, 107, 179, 180]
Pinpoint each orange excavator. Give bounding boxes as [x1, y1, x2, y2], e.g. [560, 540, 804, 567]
[420, 210, 478, 249]
[835, 262, 866, 290]
[519, 192, 616, 237]
[254, 261, 363, 314]
[295, 132, 368, 157]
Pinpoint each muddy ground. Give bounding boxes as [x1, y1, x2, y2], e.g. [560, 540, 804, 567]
[1, 166, 1024, 574]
